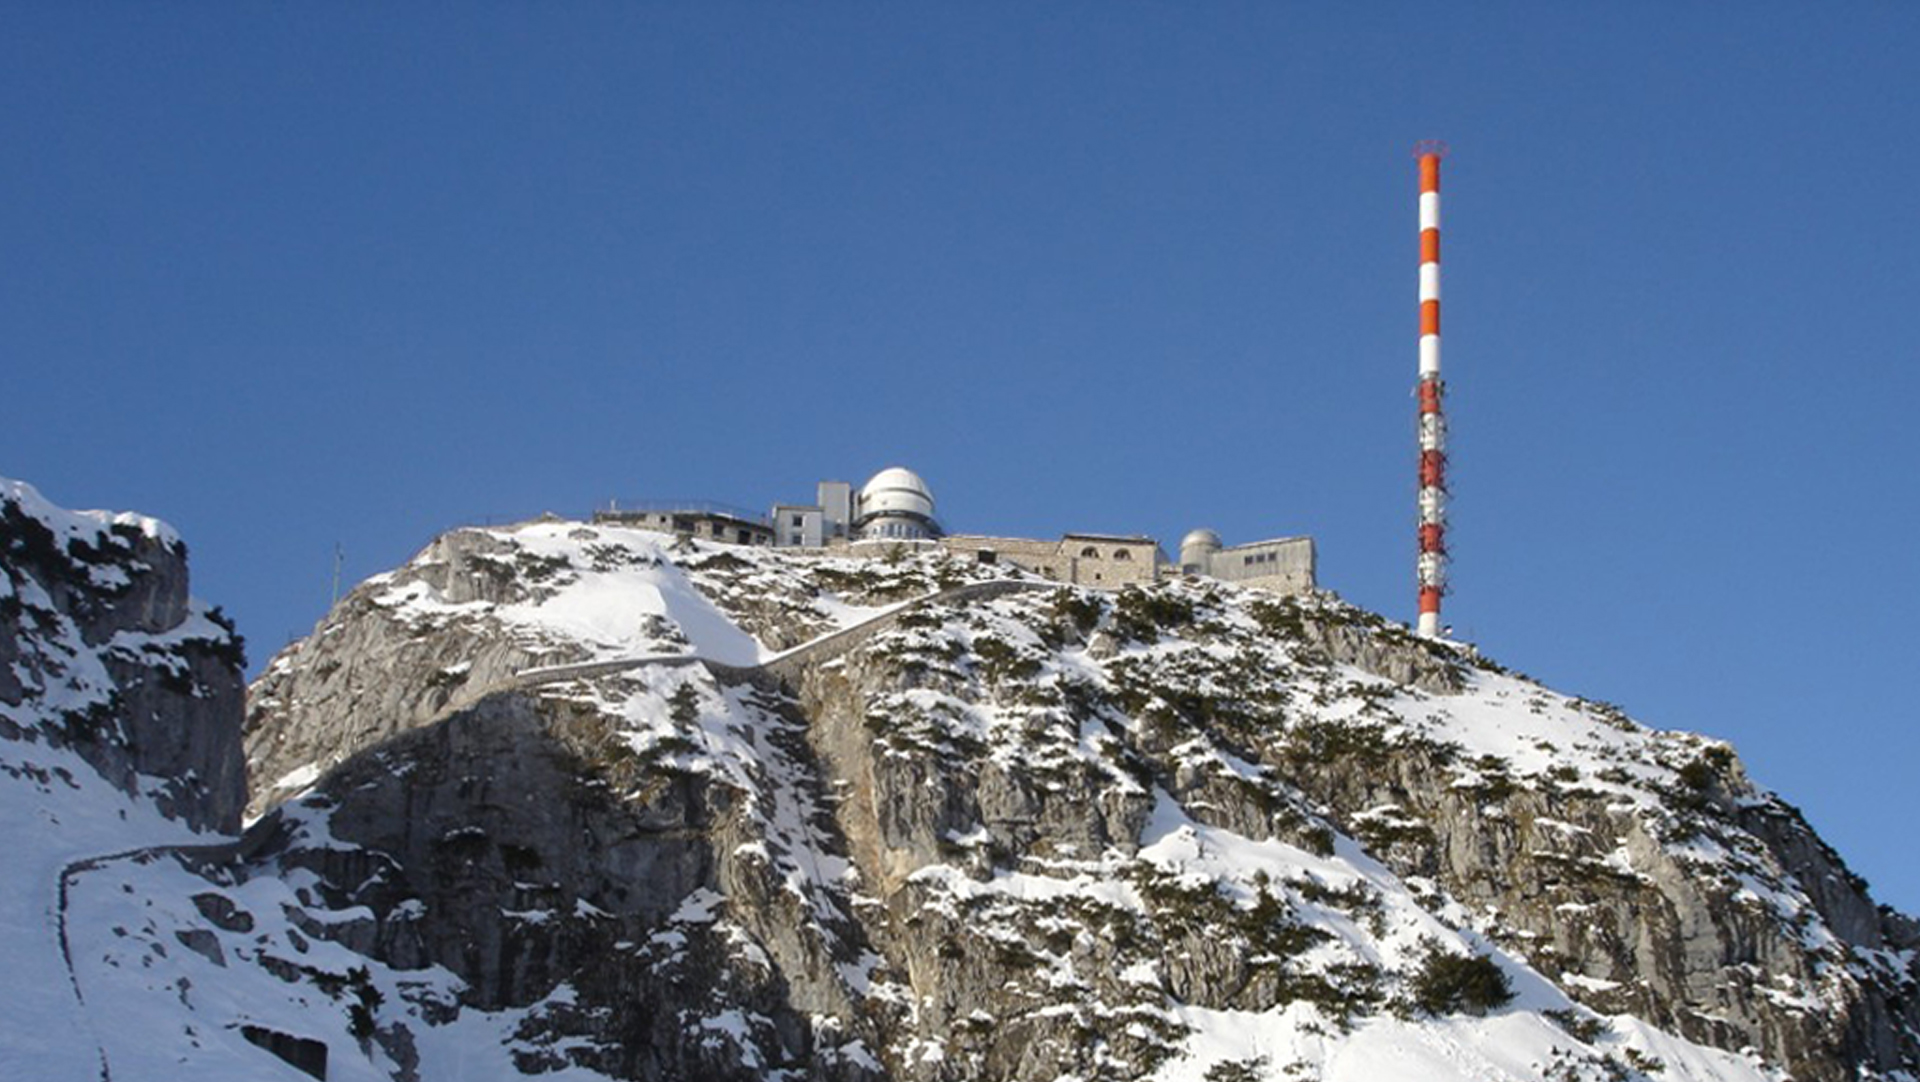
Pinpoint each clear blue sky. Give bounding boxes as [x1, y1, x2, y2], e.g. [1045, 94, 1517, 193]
[5, 5, 1916, 909]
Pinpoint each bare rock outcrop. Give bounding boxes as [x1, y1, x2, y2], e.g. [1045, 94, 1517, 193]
[0, 479, 245, 831]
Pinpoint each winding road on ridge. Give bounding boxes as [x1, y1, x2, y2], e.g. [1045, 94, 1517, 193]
[510, 577, 1049, 690]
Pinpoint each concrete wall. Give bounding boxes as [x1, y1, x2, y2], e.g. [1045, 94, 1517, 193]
[759, 579, 1049, 686]
[944, 535, 1066, 584]
[817, 482, 853, 539]
[941, 535, 1064, 580]
[1060, 535, 1159, 589]
[1201, 537, 1315, 595]
[942, 534, 1159, 590]
[514, 580, 1052, 694]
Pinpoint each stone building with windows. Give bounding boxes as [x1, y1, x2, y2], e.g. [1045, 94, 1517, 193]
[940, 533, 1163, 588]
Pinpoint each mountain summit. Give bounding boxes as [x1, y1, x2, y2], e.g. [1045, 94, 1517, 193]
[6, 488, 1916, 1081]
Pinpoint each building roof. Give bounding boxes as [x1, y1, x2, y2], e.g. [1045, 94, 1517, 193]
[1061, 532, 1156, 544]
[1217, 535, 1312, 552]
[1181, 528, 1224, 551]
[857, 466, 935, 521]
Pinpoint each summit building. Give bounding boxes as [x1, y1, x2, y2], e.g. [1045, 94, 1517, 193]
[597, 465, 1314, 596]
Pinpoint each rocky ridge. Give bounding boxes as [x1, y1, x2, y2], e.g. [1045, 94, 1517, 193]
[231, 520, 1919, 1081]
[0, 477, 245, 832]
[8, 503, 1918, 1082]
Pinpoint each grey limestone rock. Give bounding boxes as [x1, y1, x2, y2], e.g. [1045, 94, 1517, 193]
[226, 528, 1918, 1081]
[0, 482, 246, 831]
[243, 528, 585, 820]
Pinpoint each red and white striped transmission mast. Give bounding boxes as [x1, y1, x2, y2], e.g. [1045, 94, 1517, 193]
[1414, 140, 1450, 639]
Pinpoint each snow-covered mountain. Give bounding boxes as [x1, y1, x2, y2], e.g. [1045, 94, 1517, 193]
[0, 477, 246, 1077]
[5, 481, 1916, 1081]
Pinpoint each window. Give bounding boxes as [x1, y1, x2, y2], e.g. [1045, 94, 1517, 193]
[1080, 546, 1099, 558]
[977, 550, 998, 565]
[1113, 549, 1131, 561]
[791, 515, 804, 527]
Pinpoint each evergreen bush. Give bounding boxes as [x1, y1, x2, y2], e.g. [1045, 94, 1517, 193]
[1410, 946, 1513, 1016]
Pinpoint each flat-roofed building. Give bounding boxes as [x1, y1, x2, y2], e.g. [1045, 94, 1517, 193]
[771, 504, 825, 548]
[1178, 529, 1315, 595]
[593, 502, 775, 547]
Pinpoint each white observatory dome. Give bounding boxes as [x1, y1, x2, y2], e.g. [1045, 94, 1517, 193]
[858, 467, 935, 520]
[1180, 528, 1223, 553]
[1179, 527, 1223, 574]
[854, 467, 940, 541]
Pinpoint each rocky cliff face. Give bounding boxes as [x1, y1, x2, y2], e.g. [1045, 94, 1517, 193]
[0, 478, 246, 831]
[28, 516, 1920, 1082]
[242, 526, 579, 820]
[775, 575, 1920, 1082]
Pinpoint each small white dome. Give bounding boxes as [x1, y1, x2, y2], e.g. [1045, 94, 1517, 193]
[1181, 528, 1223, 553]
[859, 467, 934, 520]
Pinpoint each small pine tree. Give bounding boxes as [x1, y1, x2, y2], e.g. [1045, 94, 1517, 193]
[1204, 1058, 1270, 1082]
[1410, 946, 1513, 1016]
[669, 683, 701, 726]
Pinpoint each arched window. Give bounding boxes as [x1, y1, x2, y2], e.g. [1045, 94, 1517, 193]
[1113, 549, 1132, 561]
[1080, 546, 1099, 558]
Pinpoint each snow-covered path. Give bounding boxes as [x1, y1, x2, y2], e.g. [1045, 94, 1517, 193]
[511, 578, 1048, 689]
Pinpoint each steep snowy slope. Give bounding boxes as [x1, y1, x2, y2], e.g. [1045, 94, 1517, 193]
[3, 491, 677, 1081]
[10, 501, 1916, 1081]
[0, 478, 246, 1077]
